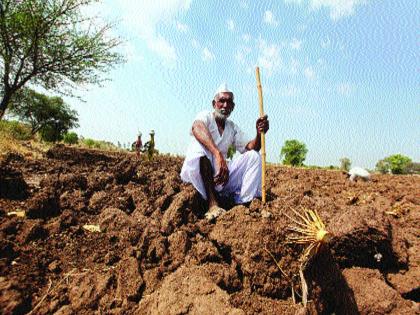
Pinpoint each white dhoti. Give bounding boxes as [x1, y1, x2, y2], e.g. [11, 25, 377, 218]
[180, 150, 262, 204]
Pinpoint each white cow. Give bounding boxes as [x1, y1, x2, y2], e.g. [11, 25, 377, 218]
[348, 167, 370, 181]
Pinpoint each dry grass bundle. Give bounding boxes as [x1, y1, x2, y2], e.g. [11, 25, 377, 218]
[285, 208, 331, 267]
[284, 208, 332, 306]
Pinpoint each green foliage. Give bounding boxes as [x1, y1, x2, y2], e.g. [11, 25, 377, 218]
[63, 132, 79, 145]
[80, 138, 119, 151]
[376, 154, 412, 174]
[82, 138, 96, 148]
[227, 145, 236, 160]
[0, 120, 31, 140]
[9, 88, 78, 142]
[280, 139, 308, 166]
[0, 0, 124, 119]
[340, 157, 351, 171]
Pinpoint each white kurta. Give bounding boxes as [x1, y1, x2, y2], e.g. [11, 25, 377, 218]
[180, 110, 262, 203]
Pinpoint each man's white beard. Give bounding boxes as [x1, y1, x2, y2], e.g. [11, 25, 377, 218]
[214, 109, 230, 120]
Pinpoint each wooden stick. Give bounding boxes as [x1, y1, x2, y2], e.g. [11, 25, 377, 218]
[256, 67, 266, 204]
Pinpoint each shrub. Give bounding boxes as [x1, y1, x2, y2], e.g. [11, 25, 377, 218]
[82, 138, 96, 148]
[63, 132, 79, 145]
[376, 154, 412, 174]
[0, 120, 31, 140]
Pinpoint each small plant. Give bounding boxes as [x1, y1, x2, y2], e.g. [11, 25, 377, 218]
[227, 144, 236, 160]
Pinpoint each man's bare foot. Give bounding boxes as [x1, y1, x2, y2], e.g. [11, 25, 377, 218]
[205, 205, 226, 221]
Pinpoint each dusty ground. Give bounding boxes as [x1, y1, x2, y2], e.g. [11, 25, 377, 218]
[0, 144, 419, 315]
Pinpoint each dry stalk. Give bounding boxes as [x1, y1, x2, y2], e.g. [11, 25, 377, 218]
[27, 268, 86, 314]
[284, 207, 331, 267]
[263, 247, 302, 302]
[284, 207, 331, 307]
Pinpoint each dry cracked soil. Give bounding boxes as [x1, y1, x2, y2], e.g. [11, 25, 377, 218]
[0, 145, 419, 314]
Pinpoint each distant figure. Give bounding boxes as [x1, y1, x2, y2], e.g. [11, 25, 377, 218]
[135, 133, 143, 159]
[348, 167, 370, 181]
[142, 130, 157, 160]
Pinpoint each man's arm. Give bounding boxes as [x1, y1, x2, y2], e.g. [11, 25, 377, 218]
[245, 115, 269, 151]
[192, 120, 229, 185]
[192, 121, 220, 157]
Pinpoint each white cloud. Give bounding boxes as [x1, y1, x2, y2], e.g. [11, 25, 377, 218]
[284, 0, 303, 4]
[257, 40, 282, 75]
[304, 66, 315, 80]
[202, 47, 215, 61]
[242, 34, 251, 42]
[121, 41, 143, 63]
[290, 38, 302, 50]
[234, 46, 251, 65]
[285, 0, 365, 20]
[176, 21, 189, 32]
[113, 0, 192, 65]
[290, 58, 300, 75]
[337, 83, 354, 96]
[239, 1, 249, 9]
[321, 36, 331, 48]
[191, 39, 200, 48]
[235, 51, 246, 64]
[311, 0, 365, 20]
[227, 19, 235, 31]
[147, 35, 177, 66]
[281, 84, 299, 96]
[263, 10, 279, 26]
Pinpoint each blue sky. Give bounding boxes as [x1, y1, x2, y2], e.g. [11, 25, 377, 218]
[68, 0, 419, 168]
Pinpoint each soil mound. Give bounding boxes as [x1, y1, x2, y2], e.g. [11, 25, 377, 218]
[0, 145, 419, 314]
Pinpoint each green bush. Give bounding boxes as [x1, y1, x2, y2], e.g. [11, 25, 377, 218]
[280, 139, 308, 166]
[0, 120, 31, 140]
[63, 132, 79, 145]
[80, 138, 119, 151]
[39, 125, 63, 142]
[376, 154, 412, 174]
[82, 138, 96, 148]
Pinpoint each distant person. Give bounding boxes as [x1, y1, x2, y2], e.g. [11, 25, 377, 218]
[135, 133, 142, 159]
[180, 83, 269, 221]
[348, 166, 370, 181]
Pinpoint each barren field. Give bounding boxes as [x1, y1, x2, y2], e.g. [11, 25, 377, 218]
[1, 145, 419, 314]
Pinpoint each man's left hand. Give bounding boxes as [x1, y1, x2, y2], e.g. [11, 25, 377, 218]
[256, 115, 269, 135]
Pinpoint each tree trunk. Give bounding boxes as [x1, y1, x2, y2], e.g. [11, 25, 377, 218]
[0, 93, 12, 120]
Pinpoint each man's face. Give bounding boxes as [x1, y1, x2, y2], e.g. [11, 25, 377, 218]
[213, 92, 235, 120]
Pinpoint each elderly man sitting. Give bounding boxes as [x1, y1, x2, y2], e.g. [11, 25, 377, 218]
[180, 84, 269, 221]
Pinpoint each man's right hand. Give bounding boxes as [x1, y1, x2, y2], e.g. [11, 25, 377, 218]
[213, 151, 229, 186]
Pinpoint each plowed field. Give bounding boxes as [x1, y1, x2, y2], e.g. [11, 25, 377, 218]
[1, 145, 419, 314]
